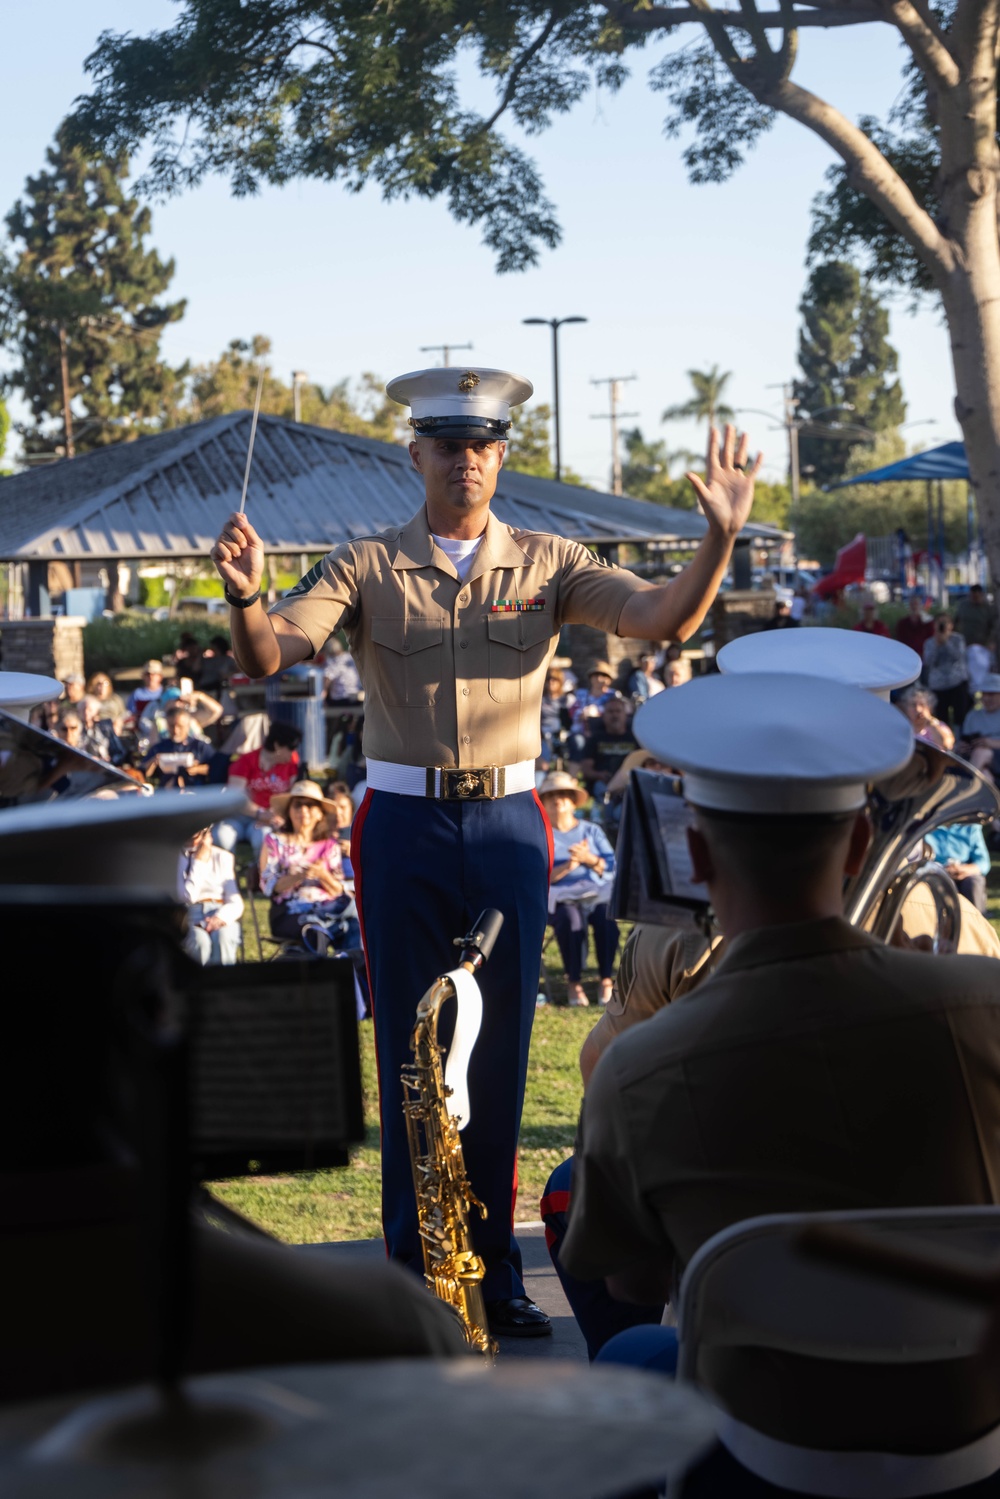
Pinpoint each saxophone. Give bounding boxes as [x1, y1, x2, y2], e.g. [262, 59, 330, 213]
[402, 910, 503, 1359]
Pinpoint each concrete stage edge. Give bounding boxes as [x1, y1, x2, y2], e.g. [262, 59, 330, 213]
[302, 1222, 588, 1363]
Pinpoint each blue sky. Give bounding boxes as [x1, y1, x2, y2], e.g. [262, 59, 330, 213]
[0, 5, 957, 488]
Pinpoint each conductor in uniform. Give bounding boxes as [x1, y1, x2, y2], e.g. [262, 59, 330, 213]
[211, 365, 761, 1337]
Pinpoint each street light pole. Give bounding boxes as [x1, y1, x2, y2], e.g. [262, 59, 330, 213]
[523, 316, 587, 482]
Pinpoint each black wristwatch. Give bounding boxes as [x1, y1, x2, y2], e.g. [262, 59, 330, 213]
[224, 586, 262, 609]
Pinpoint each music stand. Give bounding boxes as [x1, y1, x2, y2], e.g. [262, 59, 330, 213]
[0, 792, 364, 1460]
[610, 769, 712, 931]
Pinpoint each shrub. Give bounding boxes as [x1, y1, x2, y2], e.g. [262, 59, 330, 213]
[83, 612, 229, 675]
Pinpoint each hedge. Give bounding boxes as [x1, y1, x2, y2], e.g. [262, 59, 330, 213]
[83, 612, 230, 676]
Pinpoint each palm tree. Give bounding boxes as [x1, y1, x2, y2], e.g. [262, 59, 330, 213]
[662, 365, 735, 430]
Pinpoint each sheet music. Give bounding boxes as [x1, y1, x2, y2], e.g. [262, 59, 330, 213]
[649, 789, 702, 901]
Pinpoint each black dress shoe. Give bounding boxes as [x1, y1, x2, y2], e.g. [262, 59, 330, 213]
[485, 1297, 552, 1338]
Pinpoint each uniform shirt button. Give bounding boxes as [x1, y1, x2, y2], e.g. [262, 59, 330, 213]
[462, 687, 470, 696]
[458, 593, 468, 604]
[462, 735, 471, 745]
[460, 640, 469, 649]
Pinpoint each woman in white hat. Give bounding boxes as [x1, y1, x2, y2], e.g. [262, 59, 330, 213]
[539, 772, 618, 1006]
[259, 780, 357, 950]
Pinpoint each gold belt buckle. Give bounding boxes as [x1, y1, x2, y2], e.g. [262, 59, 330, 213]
[431, 767, 505, 800]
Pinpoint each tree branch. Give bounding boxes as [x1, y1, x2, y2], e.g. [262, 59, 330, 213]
[611, 2, 883, 29]
[480, 12, 562, 134]
[765, 75, 954, 280]
[881, 0, 960, 91]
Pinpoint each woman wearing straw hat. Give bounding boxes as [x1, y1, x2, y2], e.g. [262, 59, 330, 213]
[259, 780, 357, 951]
[539, 772, 618, 1006]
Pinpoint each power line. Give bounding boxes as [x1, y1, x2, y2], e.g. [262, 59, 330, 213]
[418, 341, 473, 369]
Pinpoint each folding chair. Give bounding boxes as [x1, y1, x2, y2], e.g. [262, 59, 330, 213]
[676, 1206, 1000, 1498]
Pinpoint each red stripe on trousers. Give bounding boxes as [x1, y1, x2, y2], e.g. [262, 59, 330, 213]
[540, 1189, 571, 1220]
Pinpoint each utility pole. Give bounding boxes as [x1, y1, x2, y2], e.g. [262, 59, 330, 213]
[419, 341, 473, 369]
[57, 325, 75, 460]
[590, 376, 638, 496]
[292, 370, 308, 423]
[522, 316, 588, 482]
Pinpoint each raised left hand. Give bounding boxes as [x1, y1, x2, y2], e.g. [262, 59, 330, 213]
[685, 425, 762, 539]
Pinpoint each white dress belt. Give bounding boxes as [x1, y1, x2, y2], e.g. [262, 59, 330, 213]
[366, 758, 536, 799]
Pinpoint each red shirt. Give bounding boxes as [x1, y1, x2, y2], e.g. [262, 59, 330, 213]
[853, 620, 890, 638]
[895, 615, 935, 656]
[228, 749, 300, 809]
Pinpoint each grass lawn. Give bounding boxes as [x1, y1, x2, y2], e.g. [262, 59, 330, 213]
[211, 866, 1000, 1245]
[212, 897, 598, 1241]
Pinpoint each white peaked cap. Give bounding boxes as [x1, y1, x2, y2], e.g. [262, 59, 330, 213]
[634, 672, 914, 814]
[717, 628, 920, 700]
[386, 366, 533, 437]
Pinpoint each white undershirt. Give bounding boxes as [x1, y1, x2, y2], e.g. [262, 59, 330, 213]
[432, 533, 483, 583]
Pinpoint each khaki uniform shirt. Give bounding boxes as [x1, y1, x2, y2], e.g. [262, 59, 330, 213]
[269, 507, 647, 768]
[564, 917, 1000, 1448]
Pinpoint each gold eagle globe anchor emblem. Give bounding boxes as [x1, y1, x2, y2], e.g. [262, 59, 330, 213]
[457, 371, 480, 393]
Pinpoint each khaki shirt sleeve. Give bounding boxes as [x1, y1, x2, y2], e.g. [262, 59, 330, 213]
[267, 546, 361, 655]
[901, 886, 1000, 959]
[597, 926, 723, 1044]
[555, 543, 650, 634]
[561, 1048, 669, 1282]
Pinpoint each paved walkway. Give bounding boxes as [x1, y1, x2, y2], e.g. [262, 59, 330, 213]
[303, 1222, 587, 1363]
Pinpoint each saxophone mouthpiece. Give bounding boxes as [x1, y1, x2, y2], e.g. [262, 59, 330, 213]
[455, 909, 504, 970]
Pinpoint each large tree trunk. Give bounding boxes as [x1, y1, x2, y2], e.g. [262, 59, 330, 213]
[935, 3, 1000, 596]
[941, 263, 1000, 591]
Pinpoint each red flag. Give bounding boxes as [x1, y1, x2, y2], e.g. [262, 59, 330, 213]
[813, 533, 867, 599]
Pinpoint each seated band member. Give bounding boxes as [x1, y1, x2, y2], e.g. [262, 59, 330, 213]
[545, 627, 1000, 1357]
[561, 672, 1000, 1462]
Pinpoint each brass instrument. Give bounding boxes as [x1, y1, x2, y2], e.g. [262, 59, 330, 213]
[845, 742, 1000, 947]
[402, 910, 503, 1359]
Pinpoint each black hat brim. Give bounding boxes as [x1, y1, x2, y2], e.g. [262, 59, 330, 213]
[410, 416, 510, 440]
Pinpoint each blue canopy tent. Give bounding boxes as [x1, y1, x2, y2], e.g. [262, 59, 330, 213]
[831, 441, 969, 486]
[829, 441, 980, 596]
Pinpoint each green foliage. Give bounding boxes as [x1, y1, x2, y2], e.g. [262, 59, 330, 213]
[64, 0, 989, 303]
[73, 0, 577, 273]
[83, 612, 228, 674]
[747, 480, 793, 531]
[503, 401, 585, 484]
[790, 433, 968, 567]
[177, 335, 405, 442]
[620, 427, 699, 507]
[793, 262, 905, 488]
[0, 393, 9, 468]
[2, 121, 185, 457]
[505, 402, 555, 478]
[662, 366, 735, 430]
[809, 114, 940, 294]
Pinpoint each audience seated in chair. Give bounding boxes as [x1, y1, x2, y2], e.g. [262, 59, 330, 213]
[539, 771, 617, 1007]
[214, 720, 302, 855]
[178, 827, 244, 966]
[142, 706, 214, 790]
[259, 779, 359, 954]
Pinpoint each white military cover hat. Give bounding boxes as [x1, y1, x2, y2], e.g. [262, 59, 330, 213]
[634, 672, 913, 814]
[717, 627, 920, 699]
[386, 366, 533, 440]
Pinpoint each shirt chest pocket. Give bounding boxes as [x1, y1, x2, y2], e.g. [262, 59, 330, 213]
[371, 617, 446, 707]
[487, 613, 554, 703]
